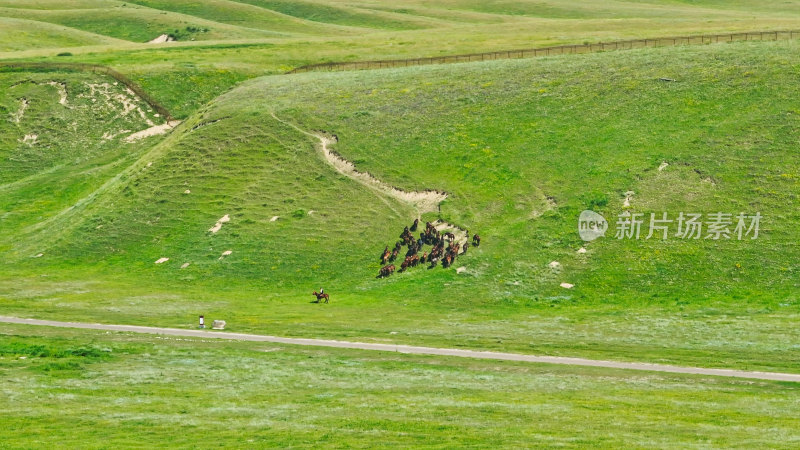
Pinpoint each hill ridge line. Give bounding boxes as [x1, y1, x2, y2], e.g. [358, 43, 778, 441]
[288, 29, 800, 74]
[1, 316, 797, 382]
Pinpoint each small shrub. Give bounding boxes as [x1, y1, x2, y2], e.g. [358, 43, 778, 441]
[582, 191, 608, 209]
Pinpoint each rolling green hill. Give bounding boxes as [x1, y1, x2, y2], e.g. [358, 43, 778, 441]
[2, 39, 797, 372]
[0, 16, 127, 52]
[3, 2, 800, 446]
[5, 0, 800, 122]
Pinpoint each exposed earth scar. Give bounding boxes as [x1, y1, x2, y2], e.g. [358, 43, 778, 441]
[271, 113, 448, 219]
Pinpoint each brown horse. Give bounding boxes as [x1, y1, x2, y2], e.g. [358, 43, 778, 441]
[472, 234, 481, 246]
[312, 291, 329, 303]
[378, 264, 395, 278]
[442, 253, 453, 268]
[410, 254, 420, 267]
[400, 226, 412, 242]
[381, 248, 390, 264]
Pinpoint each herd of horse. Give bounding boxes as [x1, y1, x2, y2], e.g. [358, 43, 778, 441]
[378, 218, 480, 278]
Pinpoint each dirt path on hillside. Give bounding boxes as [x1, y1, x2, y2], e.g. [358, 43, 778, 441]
[271, 113, 448, 218]
[1, 316, 797, 382]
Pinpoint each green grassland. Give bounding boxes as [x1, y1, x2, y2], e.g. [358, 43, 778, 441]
[1, 323, 798, 447]
[0, 16, 126, 52]
[1, 39, 798, 374]
[0, 6, 286, 43]
[0, 70, 165, 237]
[2, 1, 800, 446]
[4, 0, 800, 121]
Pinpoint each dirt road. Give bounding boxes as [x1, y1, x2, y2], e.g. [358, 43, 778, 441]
[1, 316, 797, 382]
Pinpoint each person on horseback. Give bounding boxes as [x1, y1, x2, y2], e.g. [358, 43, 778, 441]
[312, 290, 330, 303]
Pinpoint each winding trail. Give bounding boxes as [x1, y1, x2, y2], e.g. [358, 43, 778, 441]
[1, 316, 798, 382]
[271, 113, 447, 218]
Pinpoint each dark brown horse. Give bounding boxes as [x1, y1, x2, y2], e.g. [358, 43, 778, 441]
[378, 264, 396, 278]
[400, 226, 412, 242]
[442, 254, 453, 268]
[312, 291, 330, 303]
[472, 234, 481, 246]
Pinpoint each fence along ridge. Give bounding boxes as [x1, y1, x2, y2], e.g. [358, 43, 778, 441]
[287, 29, 800, 74]
[0, 61, 172, 120]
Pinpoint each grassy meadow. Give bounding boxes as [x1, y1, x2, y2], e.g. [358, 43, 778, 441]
[1, 1, 800, 446]
[4, 0, 800, 118]
[1, 39, 798, 372]
[1, 322, 798, 447]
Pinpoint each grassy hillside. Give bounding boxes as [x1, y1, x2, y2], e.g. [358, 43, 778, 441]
[2, 40, 797, 371]
[0, 16, 126, 52]
[2, 1, 800, 447]
[0, 6, 285, 42]
[0, 69, 172, 257]
[4, 0, 800, 121]
[1, 323, 798, 447]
